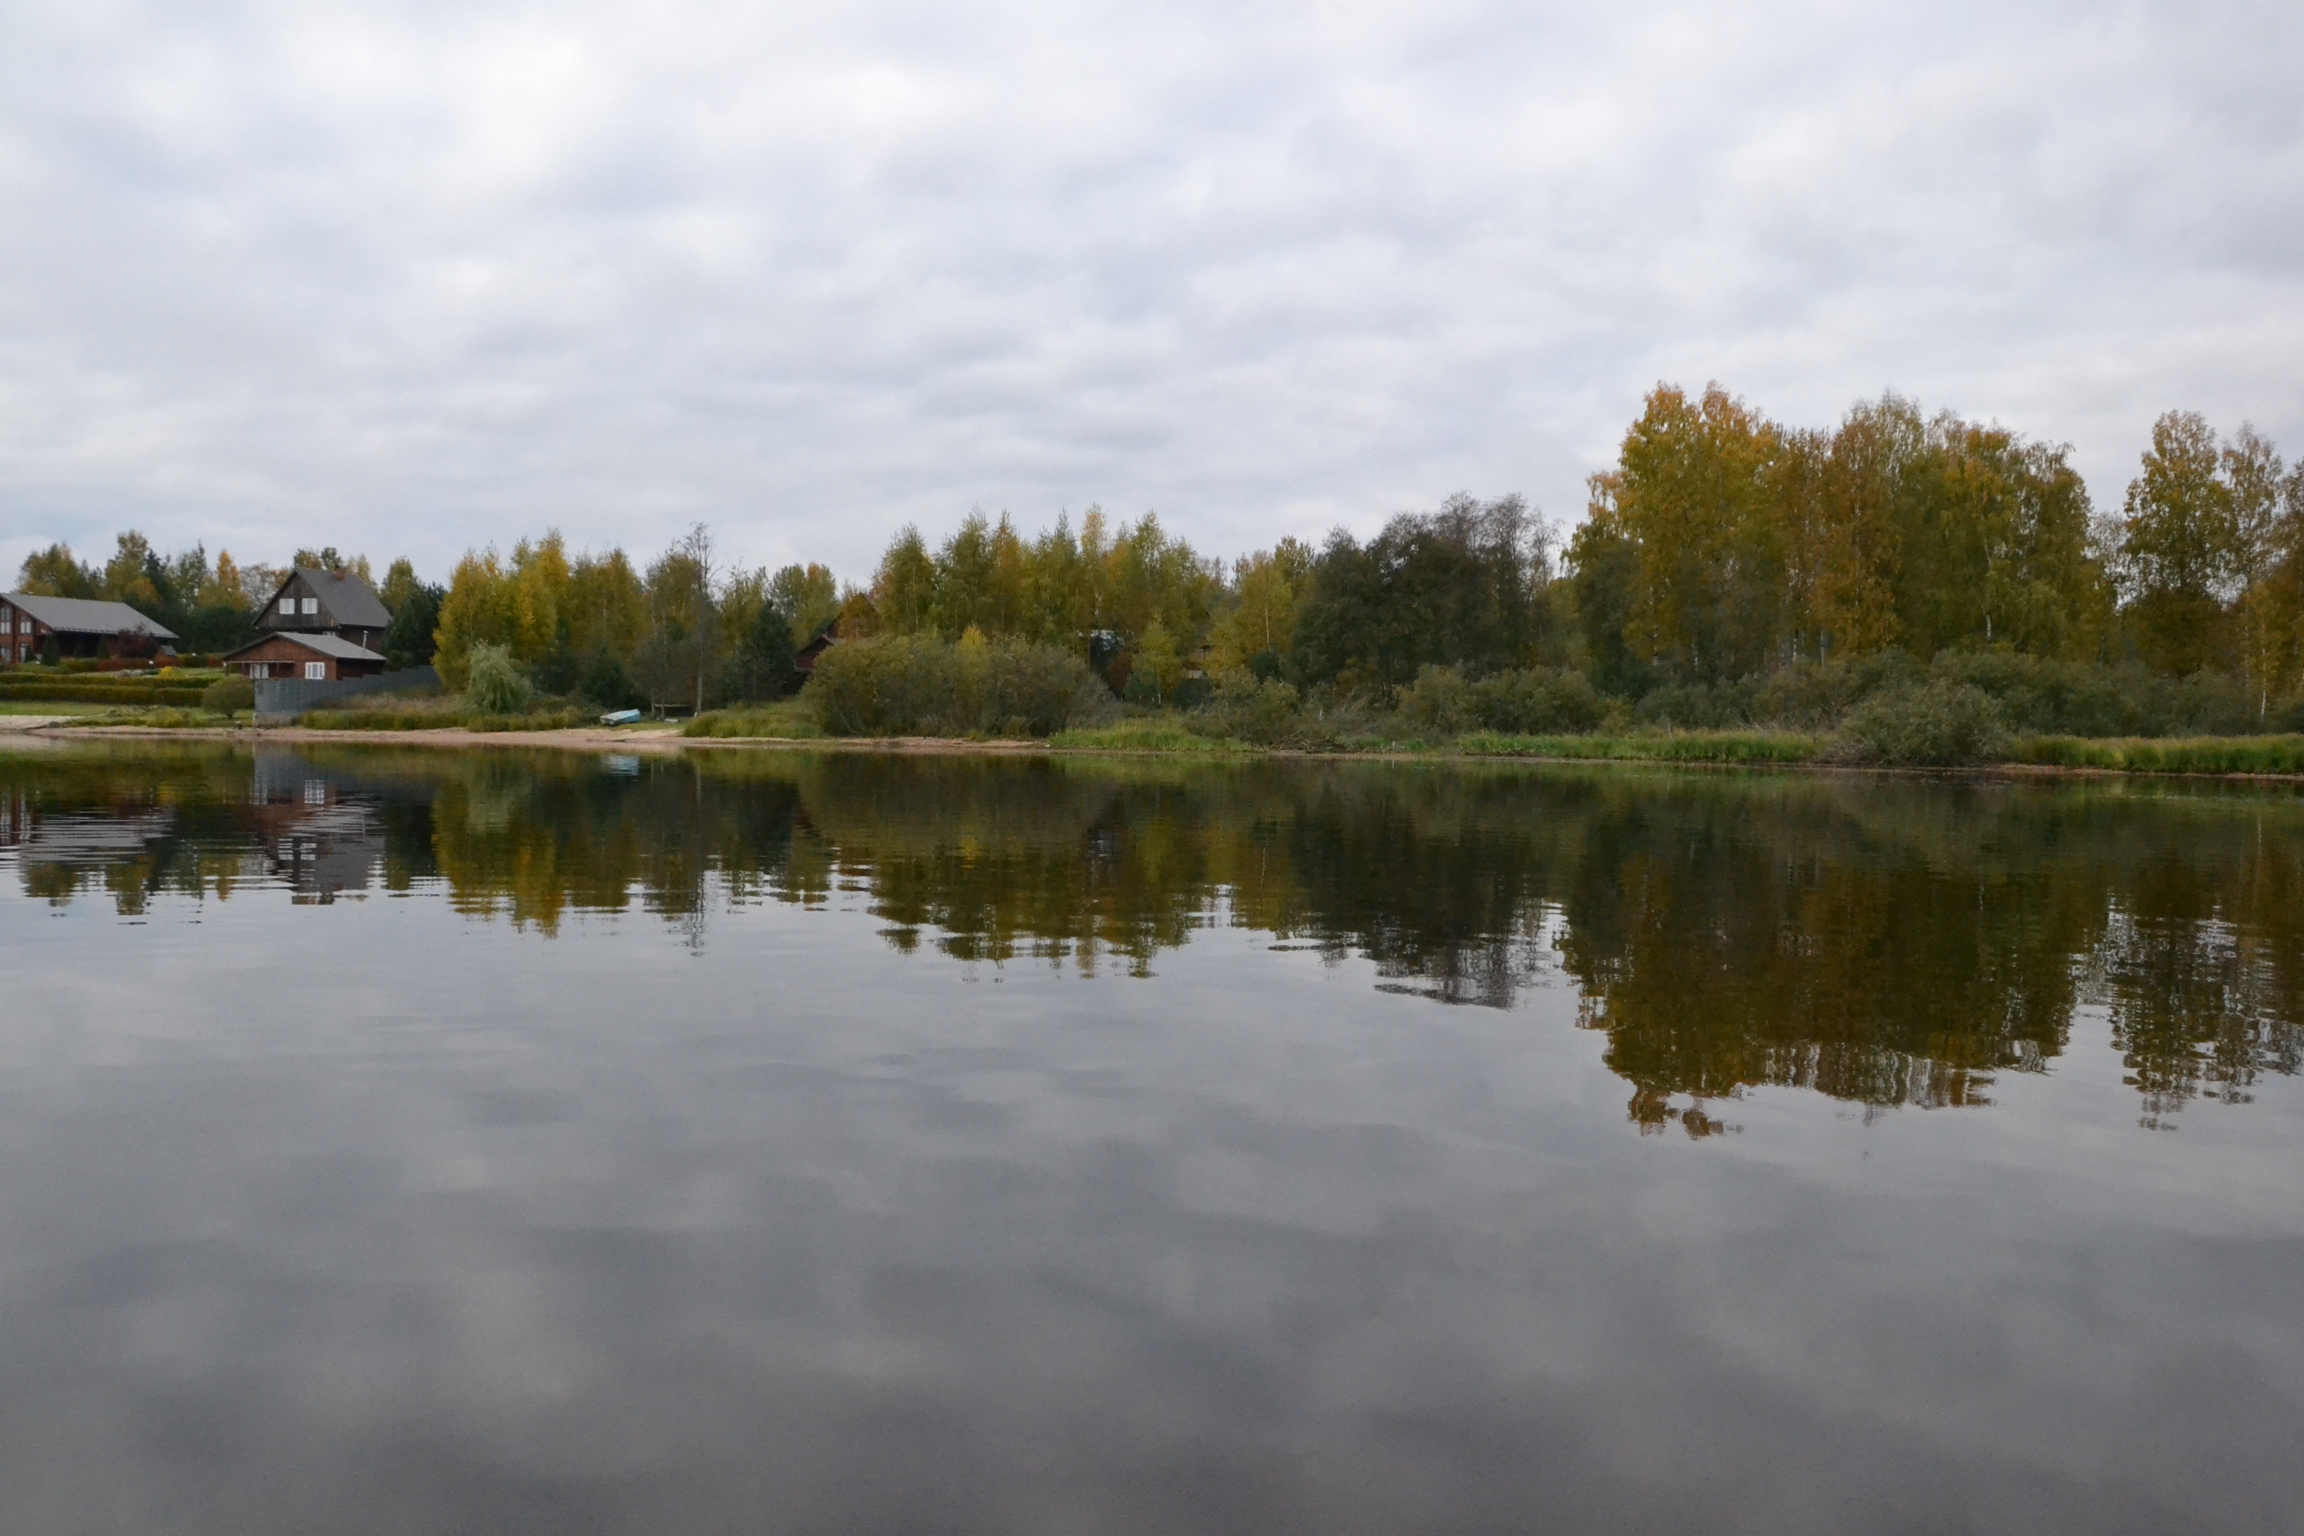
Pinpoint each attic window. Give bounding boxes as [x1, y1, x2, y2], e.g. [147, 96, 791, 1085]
[301, 597, 319, 615]
[280, 597, 296, 615]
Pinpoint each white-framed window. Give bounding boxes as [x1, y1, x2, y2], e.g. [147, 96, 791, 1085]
[1, 611, 13, 633]
[280, 596, 296, 615]
[304, 661, 327, 680]
[301, 597, 319, 615]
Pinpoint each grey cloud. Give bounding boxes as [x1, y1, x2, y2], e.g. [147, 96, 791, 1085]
[1, 0, 2299, 581]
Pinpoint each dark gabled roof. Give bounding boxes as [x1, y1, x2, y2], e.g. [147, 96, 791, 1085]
[222, 631, 386, 663]
[3, 593, 178, 639]
[269, 568, 393, 630]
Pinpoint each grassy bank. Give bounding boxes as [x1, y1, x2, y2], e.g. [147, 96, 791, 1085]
[2010, 735, 2304, 774]
[296, 704, 588, 732]
[681, 701, 823, 739]
[1058, 719, 2301, 774]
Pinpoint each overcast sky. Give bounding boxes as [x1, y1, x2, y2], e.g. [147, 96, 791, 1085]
[2, 0, 2299, 586]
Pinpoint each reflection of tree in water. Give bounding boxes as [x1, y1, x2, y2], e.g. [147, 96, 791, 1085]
[1554, 784, 2097, 1134]
[2080, 814, 2304, 1128]
[5, 744, 2299, 1128]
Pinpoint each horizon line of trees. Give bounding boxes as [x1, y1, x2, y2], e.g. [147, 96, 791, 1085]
[18, 383, 2304, 720]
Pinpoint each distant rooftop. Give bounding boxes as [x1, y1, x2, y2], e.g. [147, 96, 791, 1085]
[3, 593, 177, 639]
[223, 631, 386, 662]
[273, 567, 393, 631]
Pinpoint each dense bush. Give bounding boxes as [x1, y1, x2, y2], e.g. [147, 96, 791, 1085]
[1750, 652, 1919, 728]
[201, 676, 255, 714]
[1631, 679, 1756, 730]
[1837, 681, 2010, 766]
[1925, 651, 2257, 737]
[1394, 665, 1478, 735]
[1393, 664, 1609, 737]
[803, 633, 1112, 737]
[463, 642, 535, 715]
[1472, 666, 1608, 734]
[1196, 671, 1311, 746]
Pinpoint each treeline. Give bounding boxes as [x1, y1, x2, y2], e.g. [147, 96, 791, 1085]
[809, 388, 2304, 737]
[1569, 389, 2304, 698]
[12, 537, 432, 660]
[424, 528, 841, 708]
[23, 384, 2304, 734]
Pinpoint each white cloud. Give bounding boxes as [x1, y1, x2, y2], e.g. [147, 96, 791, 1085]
[1, 0, 2299, 583]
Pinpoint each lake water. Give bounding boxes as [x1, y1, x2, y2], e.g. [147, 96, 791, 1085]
[2, 741, 2300, 1534]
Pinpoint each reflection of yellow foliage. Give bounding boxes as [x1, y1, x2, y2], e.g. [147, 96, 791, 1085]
[9, 745, 2303, 1128]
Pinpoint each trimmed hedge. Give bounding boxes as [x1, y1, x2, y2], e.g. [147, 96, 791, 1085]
[0, 678, 210, 705]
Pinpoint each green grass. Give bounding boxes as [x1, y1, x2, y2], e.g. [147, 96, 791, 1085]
[73, 707, 238, 728]
[681, 701, 823, 739]
[1048, 718, 1253, 753]
[295, 705, 588, 732]
[1450, 729, 1828, 764]
[0, 700, 113, 716]
[2011, 735, 2304, 774]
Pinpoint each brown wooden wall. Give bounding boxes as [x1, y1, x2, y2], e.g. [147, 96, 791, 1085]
[225, 636, 376, 681]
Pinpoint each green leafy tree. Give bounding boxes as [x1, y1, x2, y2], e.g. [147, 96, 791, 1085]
[1294, 494, 1551, 691]
[383, 583, 445, 668]
[380, 557, 423, 615]
[768, 562, 840, 642]
[17, 544, 98, 598]
[433, 549, 519, 689]
[1566, 487, 1651, 696]
[872, 527, 936, 634]
[463, 641, 535, 714]
[2120, 410, 2243, 675]
[1609, 384, 1788, 682]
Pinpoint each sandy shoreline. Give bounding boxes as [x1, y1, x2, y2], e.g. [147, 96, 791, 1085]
[24, 722, 1054, 755]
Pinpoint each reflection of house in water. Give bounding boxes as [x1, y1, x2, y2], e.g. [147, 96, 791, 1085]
[0, 785, 187, 907]
[246, 754, 386, 901]
[0, 799, 177, 862]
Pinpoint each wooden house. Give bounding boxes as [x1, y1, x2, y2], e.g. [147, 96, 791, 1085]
[257, 567, 394, 652]
[792, 624, 841, 686]
[219, 631, 387, 682]
[0, 593, 177, 663]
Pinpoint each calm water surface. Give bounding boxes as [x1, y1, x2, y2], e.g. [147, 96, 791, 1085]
[2, 742, 2300, 1534]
